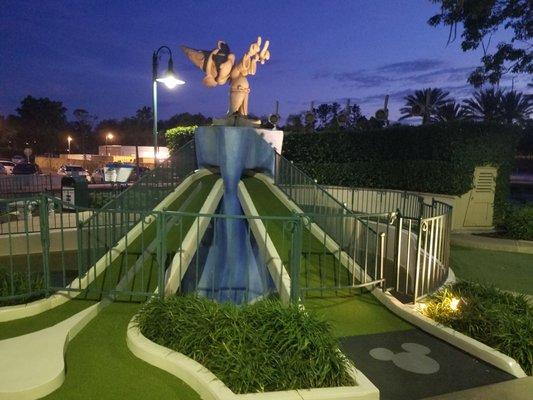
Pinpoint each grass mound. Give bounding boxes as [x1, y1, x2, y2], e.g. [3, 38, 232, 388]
[134, 296, 355, 393]
[422, 281, 532, 375]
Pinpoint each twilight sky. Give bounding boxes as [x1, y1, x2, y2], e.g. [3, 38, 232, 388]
[0, 0, 530, 123]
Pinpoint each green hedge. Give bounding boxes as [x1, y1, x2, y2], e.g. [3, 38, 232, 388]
[283, 121, 522, 222]
[165, 125, 197, 153]
[501, 204, 533, 240]
[298, 160, 472, 195]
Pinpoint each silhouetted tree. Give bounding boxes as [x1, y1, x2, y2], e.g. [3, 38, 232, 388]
[462, 88, 504, 122]
[11, 96, 67, 153]
[429, 0, 531, 86]
[435, 102, 464, 122]
[499, 90, 532, 125]
[399, 88, 451, 124]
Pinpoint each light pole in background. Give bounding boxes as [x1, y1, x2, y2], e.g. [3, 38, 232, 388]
[105, 132, 114, 156]
[152, 46, 184, 165]
[67, 136, 72, 154]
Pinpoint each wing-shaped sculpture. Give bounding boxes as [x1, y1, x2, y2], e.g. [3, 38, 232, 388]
[181, 37, 270, 119]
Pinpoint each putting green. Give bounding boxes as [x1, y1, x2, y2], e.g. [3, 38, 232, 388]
[243, 176, 412, 336]
[42, 302, 200, 400]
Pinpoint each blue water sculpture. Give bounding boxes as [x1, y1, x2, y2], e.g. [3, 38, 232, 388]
[192, 126, 281, 303]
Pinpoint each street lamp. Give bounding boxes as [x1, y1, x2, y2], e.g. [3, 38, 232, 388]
[105, 132, 114, 156]
[67, 136, 72, 154]
[152, 46, 184, 165]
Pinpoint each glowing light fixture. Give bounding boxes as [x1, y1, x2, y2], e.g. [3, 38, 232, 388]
[450, 297, 460, 311]
[156, 59, 185, 89]
[67, 136, 73, 153]
[152, 46, 185, 164]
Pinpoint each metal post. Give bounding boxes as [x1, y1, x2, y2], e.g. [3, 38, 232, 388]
[379, 232, 385, 290]
[156, 212, 166, 299]
[152, 78, 158, 167]
[289, 216, 303, 303]
[39, 195, 51, 296]
[394, 215, 402, 292]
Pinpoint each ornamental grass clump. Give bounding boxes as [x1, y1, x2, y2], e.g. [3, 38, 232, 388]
[422, 281, 532, 375]
[0, 269, 45, 306]
[134, 296, 355, 393]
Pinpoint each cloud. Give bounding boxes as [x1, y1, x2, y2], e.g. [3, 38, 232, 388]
[377, 59, 446, 74]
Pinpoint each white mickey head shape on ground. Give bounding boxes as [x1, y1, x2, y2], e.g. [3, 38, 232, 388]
[369, 342, 440, 374]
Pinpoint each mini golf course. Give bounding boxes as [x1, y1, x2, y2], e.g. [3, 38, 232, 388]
[0, 167, 526, 400]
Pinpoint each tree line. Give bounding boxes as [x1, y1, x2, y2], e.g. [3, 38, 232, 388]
[0, 96, 211, 155]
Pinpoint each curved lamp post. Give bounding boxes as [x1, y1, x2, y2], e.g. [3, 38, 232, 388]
[152, 46, 185, 165]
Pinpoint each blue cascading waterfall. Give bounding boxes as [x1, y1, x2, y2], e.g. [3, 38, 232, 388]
[189, 126, 278, 303]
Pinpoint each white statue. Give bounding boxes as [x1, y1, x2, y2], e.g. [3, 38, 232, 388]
[181, 37, 270, 123]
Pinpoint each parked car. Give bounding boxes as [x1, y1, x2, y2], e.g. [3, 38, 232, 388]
[57, 164, 91, 181]
[0, 160, 15, 174]
[12, 163, 41, 175]
[11, 155, 26, 164]
[0, 164, 6, 175]
[91, 168, 105, 184]
[128, 166, 150, 182]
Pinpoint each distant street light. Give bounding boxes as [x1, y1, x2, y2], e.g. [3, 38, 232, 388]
[105, 132, 114, 156]
[152, 46, 184, 165]
[67, 136, 72, 154]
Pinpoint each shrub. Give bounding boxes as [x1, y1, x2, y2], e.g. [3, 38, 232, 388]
[422, 281, 532, 375]
[0, 269, 46, 306]
[501, 203, 533, 240]
[282, 121, 523, 223]
[165, 126, 197, 153]
[134, 296, 355, 393]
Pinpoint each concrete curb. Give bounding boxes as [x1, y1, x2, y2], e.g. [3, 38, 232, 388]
[451, 233, 533, 254]
[0, 301, 106, 400]
[371, 288, 527, 378]
[126, 320, 379, 400]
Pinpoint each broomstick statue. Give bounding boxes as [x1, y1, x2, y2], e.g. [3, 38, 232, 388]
[181, 37, 270, 125]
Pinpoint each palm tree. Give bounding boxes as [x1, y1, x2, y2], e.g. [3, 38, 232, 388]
[461, 88, 503, 122]
[435, 101, 464, 122]
[499, 90, 532, 125]
[399, 88, 451, 124]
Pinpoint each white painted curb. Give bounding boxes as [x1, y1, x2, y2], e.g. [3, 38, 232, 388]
[126, 320, 379, 400]
[237, 182, 292, 305]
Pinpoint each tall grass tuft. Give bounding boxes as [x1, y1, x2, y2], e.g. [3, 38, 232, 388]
[422, 281, 532, 375]
[0, 269, 46, 306]
[134, 296, 355, 393]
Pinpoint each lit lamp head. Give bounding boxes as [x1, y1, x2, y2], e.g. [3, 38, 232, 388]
[106, 132, 114, 140]
[156, 58, 185, 89]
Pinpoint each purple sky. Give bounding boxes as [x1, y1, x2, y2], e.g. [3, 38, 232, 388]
[0, 0, 530, 123]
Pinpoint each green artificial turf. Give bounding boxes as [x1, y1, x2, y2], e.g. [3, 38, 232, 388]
[243, 176, 412, 336]
[42, 302, 200, 400]
[304, 293, 413, 337]
[451, 246, 533, 295]
[0, 299, 96, 340]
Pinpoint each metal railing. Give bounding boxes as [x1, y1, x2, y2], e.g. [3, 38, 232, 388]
[0, 143, 452, 306]
[271, 153, 453, 303]
[0, 174, 58, 199]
